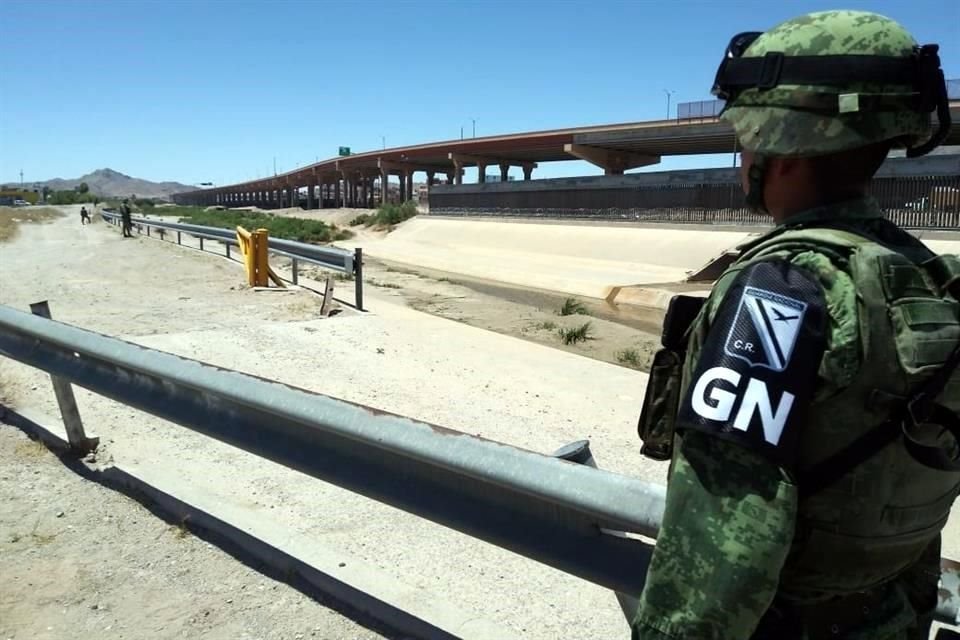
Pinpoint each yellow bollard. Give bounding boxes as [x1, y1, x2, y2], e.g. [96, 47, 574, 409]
[236, 226, 256, 287]
[254, 228, 269, 287]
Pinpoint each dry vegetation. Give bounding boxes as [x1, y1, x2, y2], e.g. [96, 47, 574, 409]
[0, 206, 63, 242]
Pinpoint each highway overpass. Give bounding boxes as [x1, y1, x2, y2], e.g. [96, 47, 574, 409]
[173, 98, 960, 210]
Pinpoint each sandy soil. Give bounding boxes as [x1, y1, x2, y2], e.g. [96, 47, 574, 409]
[0, 427, 388, 640]
[0, 207, 660, 639]
[4, 206, 958, 639]
[302, 258, 663, 372]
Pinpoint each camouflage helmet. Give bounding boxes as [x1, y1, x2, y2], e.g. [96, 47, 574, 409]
[712, 10, 950, 157]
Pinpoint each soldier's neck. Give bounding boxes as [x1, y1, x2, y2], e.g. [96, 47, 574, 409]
[770, 186, 868, 224]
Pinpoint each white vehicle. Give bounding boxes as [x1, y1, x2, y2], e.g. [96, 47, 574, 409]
[12, 199, 30, 207]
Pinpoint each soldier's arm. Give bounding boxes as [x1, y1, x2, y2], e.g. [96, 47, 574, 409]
[633, 254, 846, 639]
[632, 434, 798, 639]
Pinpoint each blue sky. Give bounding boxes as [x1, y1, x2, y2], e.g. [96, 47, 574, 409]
[1, 0, 957, 187]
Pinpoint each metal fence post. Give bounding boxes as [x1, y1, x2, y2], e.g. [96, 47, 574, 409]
[354, 247, 364, 311]
[225, 243, 231, 259]
[177, 231, 181, 245]
[553, 440, 638, 626]
[291, 258, 299, 285]
[199, 237, 204, 251]
[28, 301, 99, 454]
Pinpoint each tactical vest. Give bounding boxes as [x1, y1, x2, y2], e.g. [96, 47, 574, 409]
[640, 223, 960, 595]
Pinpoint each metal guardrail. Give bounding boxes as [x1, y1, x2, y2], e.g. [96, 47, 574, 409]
[0, 304, 662, 596]
[101, 210, 364, 310]
[1, 303, 959, 633]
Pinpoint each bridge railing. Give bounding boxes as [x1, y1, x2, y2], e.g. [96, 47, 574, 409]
[100, 210, 364, 310]
[2, 302, 960, 631]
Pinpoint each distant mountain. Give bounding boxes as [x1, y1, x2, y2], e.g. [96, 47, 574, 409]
[11, 168, 194, 200]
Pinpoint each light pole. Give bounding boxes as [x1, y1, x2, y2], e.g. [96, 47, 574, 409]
[460, 126, 464, 140]
[472, 118, 476, 138]
[381, 135, 386, 150]
[664, 90, 675, 120]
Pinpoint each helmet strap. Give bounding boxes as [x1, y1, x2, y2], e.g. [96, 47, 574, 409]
[746, 155, 768, 213]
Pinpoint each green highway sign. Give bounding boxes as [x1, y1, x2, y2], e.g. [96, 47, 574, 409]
[338, 146, 351, 156]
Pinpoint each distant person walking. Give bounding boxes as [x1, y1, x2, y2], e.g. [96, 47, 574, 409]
[80, 206, 91, 225]
[121, 199, 133, 238]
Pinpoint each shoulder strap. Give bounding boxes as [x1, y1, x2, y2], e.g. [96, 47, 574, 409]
[737, 222, 872, 264]
[766, 223, 960, 496]
[800, 344, 960, 498]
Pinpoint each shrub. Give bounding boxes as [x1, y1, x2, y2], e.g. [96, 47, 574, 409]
[616, 348, 643, 369]
[349, 214, 372, 226]
[559, 298, 588, 316]
[558, 322, 593, 345]
[371, 200, 418, 227]
[174, 206, 340, 243]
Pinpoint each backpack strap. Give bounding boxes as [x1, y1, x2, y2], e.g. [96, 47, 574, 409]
[740, 223, 960, 496]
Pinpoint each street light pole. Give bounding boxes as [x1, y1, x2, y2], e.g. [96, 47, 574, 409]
[460, 126, 464, 140]
[472, 119, 476, 138]
[381, 135, 386, 150]
[664, 90, 674, 120]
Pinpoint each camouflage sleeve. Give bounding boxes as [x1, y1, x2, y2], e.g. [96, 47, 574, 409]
[632, 249, 854, 639]
[632, 431, 798, 639]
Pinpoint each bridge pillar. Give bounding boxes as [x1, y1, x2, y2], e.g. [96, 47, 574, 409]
[446, 171, 454, 185]
[334, 179, 341, 208]
[523, 164, 534, 181]
[381, 170, 390, 205]
[477, 162, 487, 183]
[360, 178, 368, 208]
[306, 185, 314, 210]
[405, 171, 413, 202]
[500, 163, 509, 181]
[453, 160, 464, 185]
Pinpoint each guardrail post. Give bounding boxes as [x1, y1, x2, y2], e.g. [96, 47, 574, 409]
[147, 226, 151, 237]
[28, 301, 99, 454]
[553, 440, 639, 627]
[254, 228, 269, 287]
[177, 231, 181, 245]
[354, 247, 364, 311]
[225, 243, 231, 259]
[291, 258, 299, 285]
[199, 237, 204, 251]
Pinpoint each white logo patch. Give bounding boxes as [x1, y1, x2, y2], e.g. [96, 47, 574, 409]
[724, 287, 807, 372]
[690, 366, 796, 445]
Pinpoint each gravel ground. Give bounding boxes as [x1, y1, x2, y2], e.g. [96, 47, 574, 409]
[0, 427, 387, 640]
[3, 206, 958, 639]
[0, 206, 655, 639]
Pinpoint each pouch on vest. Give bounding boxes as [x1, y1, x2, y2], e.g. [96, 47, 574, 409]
[638, 295, 705, 461]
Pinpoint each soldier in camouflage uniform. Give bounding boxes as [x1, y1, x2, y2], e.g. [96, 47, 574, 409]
[633, 11, 958, 640]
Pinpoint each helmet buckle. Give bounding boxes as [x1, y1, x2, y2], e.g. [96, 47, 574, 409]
[757, 52, 784, 90]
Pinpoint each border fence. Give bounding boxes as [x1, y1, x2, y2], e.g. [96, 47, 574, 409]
[429, 157, 960, 230]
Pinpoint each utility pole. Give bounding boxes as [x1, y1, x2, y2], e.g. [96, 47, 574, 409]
[460, 126, 463, 140]
[381, 135, 386, 150]
[19, 169, 24, 187]
[664, 90, 675, 120]
[273, 157, 277, 176]
[472, 119, 476, 138]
